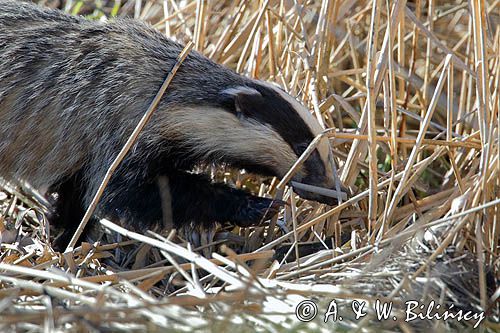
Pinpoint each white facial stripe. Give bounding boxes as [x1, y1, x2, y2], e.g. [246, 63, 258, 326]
[156, 106, 300, 178]
[221, 86, 261, 97]
[260, 82, 334, 183]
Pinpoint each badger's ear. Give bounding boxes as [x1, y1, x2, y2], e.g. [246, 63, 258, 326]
[220, 86, 263, 118]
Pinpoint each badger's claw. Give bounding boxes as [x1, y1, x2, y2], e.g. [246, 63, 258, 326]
[233, 197, 284, 227]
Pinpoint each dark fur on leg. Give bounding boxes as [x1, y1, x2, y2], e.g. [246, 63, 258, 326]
[48, 172, 88, 251]
[99, 170, 282, 231]
[168, 171, 283, 228]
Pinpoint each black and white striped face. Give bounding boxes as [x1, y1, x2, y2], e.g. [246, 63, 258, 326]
[160, 82, 337, 205]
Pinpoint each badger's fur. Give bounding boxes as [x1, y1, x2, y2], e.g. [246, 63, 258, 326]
[0, 1, 340, 247]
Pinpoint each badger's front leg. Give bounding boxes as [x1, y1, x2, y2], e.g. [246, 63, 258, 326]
[101, 170, 282, 231]
[168, 171, 282, 228]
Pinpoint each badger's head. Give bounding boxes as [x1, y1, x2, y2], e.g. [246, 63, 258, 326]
[161, 81, 342, 205]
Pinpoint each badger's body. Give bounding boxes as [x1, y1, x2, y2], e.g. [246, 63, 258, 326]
[0, 1, 340, 247]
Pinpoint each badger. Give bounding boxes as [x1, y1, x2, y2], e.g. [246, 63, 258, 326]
[0, 1, 342, 247]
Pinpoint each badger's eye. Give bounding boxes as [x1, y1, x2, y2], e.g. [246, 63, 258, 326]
[293, 143, 309, 156]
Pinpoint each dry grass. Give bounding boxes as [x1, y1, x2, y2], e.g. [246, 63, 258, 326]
[0, 0, 499, 332]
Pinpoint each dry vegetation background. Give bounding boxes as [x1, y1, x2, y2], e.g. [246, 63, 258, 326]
[0, 0, 499, 332]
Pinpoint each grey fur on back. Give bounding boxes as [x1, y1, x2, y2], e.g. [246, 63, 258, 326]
[0, 0, 248, 202]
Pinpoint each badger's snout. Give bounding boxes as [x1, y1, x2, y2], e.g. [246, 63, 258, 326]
[293, 186, 336, 205]
[291, 148, 348, 205]
[292, 176, 349, 205]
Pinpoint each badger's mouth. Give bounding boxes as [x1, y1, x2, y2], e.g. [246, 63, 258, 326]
[291, 181, 348, 206]
[289, 148, 349, 206]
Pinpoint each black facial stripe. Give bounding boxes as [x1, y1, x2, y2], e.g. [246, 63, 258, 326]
[243, 85, 328, 183]
[302, 150, 327, 184]
[238, 83, 315, 155]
